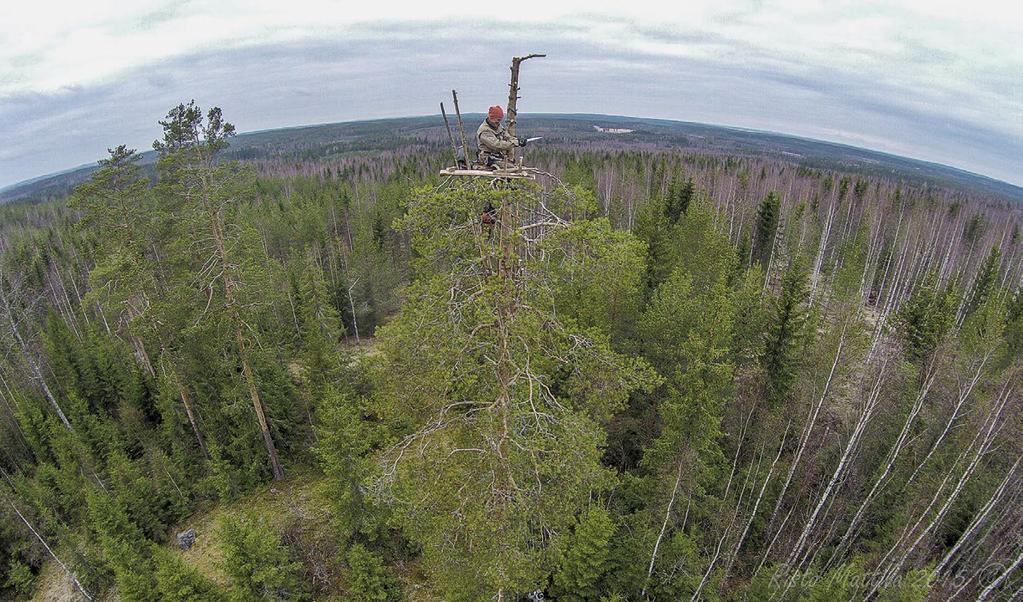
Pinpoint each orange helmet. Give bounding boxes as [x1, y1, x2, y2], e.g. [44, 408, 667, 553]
[488, 105, 504, 122]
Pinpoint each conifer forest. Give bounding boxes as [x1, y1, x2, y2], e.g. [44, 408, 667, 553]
[1, 102, 1022, 602]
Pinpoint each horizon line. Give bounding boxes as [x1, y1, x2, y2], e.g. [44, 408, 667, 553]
[3, 112, 1021, 195]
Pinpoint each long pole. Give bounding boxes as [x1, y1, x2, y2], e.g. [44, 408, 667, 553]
[505, 53, 545, 146]
[440, 102, 460, 167]
[451, 90, 470, 169]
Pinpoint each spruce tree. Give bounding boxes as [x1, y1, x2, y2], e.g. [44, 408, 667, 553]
[85, 488, 158, 601]
[964, 246, 1001, 318]
[296, 256, 346, 400]
[753, 192, 781, 267]
[218, 514, 307, 601]
[313, 388, 379, 542]
[897, 272, 956, 363]
[552, 505, 616, 602]
[153, 547, 226, 602]
[342, 544, 399, 602]
[1004, 286, 1023, 362]
[637, 269, 733, 597]
[763, 255, 810, 406]
[664, 171, 694, 225]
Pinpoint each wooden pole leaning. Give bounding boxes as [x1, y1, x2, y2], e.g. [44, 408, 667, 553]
[440, 102, 460, 167]
[452, 90, 471, 168]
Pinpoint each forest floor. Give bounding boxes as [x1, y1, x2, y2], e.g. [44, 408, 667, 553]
[161, 463, 441, 600]
[30, 560, 84, 602]
[31, 469, 328, 602]
[32, 462, 441, 601]
[165, 468, 328, 588]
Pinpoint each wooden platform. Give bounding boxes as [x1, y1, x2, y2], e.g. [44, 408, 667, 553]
[439, 167, 537, 180]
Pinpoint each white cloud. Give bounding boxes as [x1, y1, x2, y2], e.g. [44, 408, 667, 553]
[4, 1, 1020, 93]
[1, 0, 1021, 186]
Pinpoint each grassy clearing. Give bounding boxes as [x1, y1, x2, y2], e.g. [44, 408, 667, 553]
[164, 467, 330, 587]
[30, 561, 87, 602]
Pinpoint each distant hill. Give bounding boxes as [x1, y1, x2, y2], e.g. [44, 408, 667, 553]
[3, 114, 1021, 204]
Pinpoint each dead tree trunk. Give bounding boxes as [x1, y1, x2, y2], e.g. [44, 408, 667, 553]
[160, 353, 209, 459]
[0, 272, 73, 431]
[197, 154, 284, 481]
[9, 500, 93, 600]
[504, 53, 545, 163]
[763, 324, 847, 547]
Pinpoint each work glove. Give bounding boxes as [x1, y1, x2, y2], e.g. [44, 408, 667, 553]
[518, 137, 528, 147]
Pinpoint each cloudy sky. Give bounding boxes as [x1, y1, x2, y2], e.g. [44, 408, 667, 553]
[1, 0, 1021, 188]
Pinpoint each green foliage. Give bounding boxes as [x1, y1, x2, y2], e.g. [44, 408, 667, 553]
[664, 172, 695, 225]
[374, 182, 656, 599]
[964, 246, 1001, 318]
[4, 558, 35, 596]
[729, 264, 767, 366]
[667, 196, 735, 294]
[539, 217, 646, 343]
[85, 488, 158, 601]
[2, 108, 1021, 602]
[875, 568, 931, 601]
[763, 255, 810, 406]
[635, 213, 733, 597]
[342, 544, 400, 602]
[633, 195, 673, 294]
[753, 192, 781, 266]
[107, 450, 184, 542]
[739, 563, 931, 602]
[68, 145, 157, 324]
[797, 564, 862, 601]
[313, 388, 381, 542]
[218, 514, 308, 601]
[1004, 286, 1023, 362]
[552, 505, 616, 601]
[153, 547, 226, 602]
[296, 257, 347, 398]
[958, 287, 1006, 360]
[646, 530, 706, 600]
[897, 273, 956, 363]
[963, 212, 985, 244]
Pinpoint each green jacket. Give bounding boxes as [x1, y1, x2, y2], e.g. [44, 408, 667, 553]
[476, 120, 518, 157]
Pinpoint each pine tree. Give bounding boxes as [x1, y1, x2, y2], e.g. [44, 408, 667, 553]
[153, 101, 285, 480]
[539, 218, 646, 342]
[370, 182, 656, 600]
[70, 145, 212, 458]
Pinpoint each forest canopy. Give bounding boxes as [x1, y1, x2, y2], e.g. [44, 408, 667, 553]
[0, 102, 1021, 601]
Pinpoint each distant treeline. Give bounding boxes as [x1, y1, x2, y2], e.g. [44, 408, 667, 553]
[5, 114, 1022, 205]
